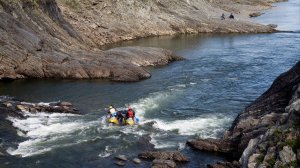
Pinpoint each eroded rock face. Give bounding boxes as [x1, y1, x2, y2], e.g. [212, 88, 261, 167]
[187, 61, 300, 166]
[0, 0, 183, 82]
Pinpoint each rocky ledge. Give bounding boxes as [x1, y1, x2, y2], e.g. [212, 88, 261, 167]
[138, 151, 189, 168]
[187, 60, 300, 168]
[0, 96, 79, 116]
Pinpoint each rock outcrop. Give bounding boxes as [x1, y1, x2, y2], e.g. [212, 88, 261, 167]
[187, 60, 300, 167]
[1, 96, 79, 114]
[0, 0, 183, 82]
[0, 0, 279, 82]
[138, 151, 189, 168]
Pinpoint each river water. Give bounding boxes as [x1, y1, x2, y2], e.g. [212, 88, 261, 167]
[0, 0, 299, 167]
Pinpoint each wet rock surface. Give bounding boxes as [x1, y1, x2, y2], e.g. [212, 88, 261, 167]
[138, 151, 189, 168]
[0, 96, 79, 115]
[187, 61, 300, 167]
[138, 151, 189, 162]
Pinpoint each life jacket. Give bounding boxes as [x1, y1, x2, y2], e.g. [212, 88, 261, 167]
[127, 109, 134, 118]
[109, 108, 117, 116]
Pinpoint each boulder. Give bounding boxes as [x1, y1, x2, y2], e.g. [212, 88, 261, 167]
[138, 151, 189, 162]
[187, 138, 233, 154]
[16, 105, 28, 112]
[3, 102, 12, 108]
[114, 161, 125, 166]
[132, 158, 142, 164]
[115, 155, 127, 161]
[279, 146, 296, 164]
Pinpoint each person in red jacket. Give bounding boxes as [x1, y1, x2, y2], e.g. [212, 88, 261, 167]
[126, 106, 135, 120]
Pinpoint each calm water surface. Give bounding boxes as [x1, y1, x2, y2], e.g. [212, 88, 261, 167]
[0, 0, 299, 167]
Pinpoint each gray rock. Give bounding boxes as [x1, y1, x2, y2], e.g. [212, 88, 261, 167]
[152, 159, 176, 168]
[3, 102, 12, 108]
[115, 155, 127, 161]
[132, 158, 141, 164]
[239, 138, 259, 167]
[279, 146, 296, 164]
[114, 161, 125, 166]
[248, 153, 260, 168]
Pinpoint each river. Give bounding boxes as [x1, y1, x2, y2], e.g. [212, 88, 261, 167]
[0, 0, 299, 167]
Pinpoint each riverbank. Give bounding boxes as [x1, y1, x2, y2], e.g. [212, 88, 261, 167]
[0, 0, 280, 82]
[187, 61, 300, 167]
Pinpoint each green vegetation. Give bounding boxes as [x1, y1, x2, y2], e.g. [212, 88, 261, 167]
[273, 128, 283, 138]
[256, 154, 265, 164]
[266, 157, 276, 168]
[285, 138, 300, 152]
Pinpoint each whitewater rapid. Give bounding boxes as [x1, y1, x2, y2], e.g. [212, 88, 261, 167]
[6, 83, 233, 157]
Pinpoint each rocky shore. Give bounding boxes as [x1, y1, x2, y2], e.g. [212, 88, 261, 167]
[0, 0, 280, 82]
[187, 61, 300, 167]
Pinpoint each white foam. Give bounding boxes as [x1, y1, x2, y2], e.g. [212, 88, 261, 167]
[130, 85, 185, 120]
[6, 111, 98, 157]
[153, 115, 232, 137]
[150, 133, 178, 149]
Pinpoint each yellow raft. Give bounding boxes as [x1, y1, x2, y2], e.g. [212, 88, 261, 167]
[107, 117, 139, 125]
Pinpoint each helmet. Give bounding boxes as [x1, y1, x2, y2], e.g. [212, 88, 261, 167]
[109, 105, 113, 109]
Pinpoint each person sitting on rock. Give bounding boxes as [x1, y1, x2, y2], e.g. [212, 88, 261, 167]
[229, 13, 234, 19]
[126, 106, 135, 121]
[108, 105, 117, 118]
[221, 13, 225, 20]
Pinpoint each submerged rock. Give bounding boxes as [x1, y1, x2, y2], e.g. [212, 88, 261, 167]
[114, 161, 125, 166]
[132, 158, 142, 164]
[115, 155, 128, 161]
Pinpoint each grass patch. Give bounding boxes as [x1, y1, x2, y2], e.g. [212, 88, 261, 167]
[256, 154, 265, 164]
[285, 138, 300, 152]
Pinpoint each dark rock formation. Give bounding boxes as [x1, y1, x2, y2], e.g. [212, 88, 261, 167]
[187, 60, 300, 167]
[0, 96, 79, 114]
[152, 159, 176, 168]
[139, 151, 189, 168]
[138, 151, 189, 162]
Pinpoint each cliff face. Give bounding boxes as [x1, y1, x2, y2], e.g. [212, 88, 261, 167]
[187, 61, 300, 167]
[0, 0, 276, 81]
